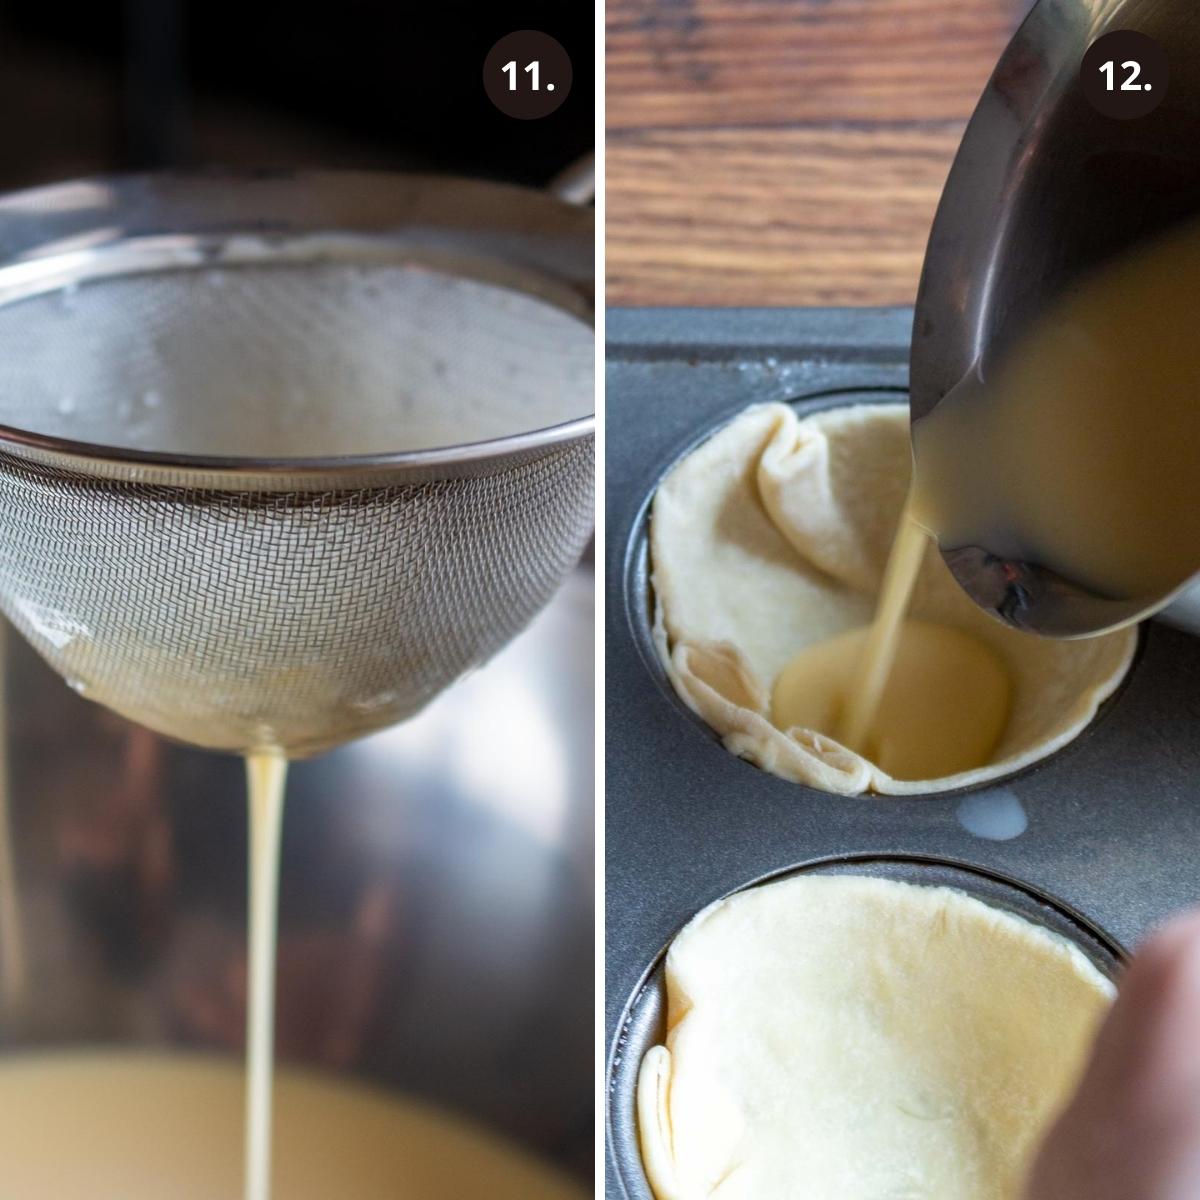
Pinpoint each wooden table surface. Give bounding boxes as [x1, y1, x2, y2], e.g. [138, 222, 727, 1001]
[607, 0, 1028, 307]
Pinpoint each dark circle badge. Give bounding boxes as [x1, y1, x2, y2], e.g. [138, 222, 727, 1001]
[1081, 30, 1167, 119]
[484, 31, 572, 120]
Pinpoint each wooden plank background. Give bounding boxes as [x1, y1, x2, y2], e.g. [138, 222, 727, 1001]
[607, 0, 1029, 306]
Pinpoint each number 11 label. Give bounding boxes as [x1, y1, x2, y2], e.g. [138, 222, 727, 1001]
[485, 32, 573, 120]
[502, 60, 555, 93]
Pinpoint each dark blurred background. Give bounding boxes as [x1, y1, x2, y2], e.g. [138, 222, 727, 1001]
[0, 0, 593, 190]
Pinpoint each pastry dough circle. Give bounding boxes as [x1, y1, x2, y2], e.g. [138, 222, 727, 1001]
[649, 402, 1137, 794]
[637, 873, 1115, 1200]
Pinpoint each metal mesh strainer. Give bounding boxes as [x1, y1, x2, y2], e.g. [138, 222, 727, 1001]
[0, 172, 594, 756]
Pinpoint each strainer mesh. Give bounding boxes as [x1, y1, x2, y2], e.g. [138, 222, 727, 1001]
[0, 438, 593, 756]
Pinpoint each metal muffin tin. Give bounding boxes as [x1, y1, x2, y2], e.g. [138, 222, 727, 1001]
[605, 306, 1200, 1199]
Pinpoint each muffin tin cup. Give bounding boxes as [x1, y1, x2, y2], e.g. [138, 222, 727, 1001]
[608, 854, 1123, 1200]
[605, 307, 1200, 1198]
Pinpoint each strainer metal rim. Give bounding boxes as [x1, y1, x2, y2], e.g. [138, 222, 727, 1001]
[0, 412, 596, 479]
[0, 169, 595, 488]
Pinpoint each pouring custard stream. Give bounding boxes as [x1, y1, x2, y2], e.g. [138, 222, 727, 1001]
[773, 510, 1011, 780]
[245, 752, 288, 1200]
[777, 219, 1200, 776]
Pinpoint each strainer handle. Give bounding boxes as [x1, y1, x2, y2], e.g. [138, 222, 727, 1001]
[549, 154, 594, 207]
